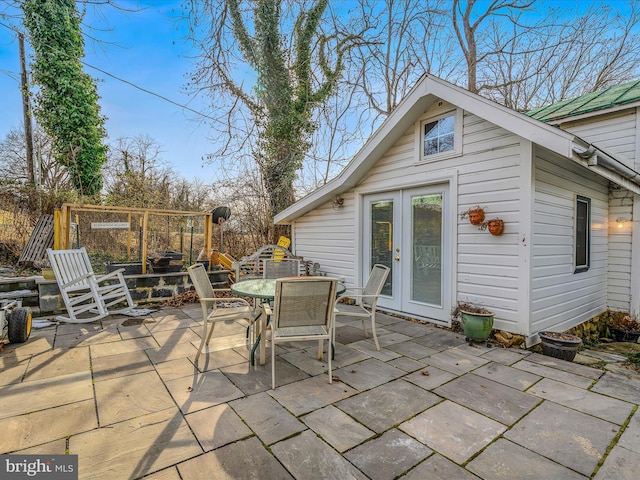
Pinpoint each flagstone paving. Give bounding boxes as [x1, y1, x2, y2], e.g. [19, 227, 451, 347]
[1, 306, 639, 479]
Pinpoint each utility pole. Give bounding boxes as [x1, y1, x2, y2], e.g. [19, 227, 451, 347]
[19, 32, 35, 185]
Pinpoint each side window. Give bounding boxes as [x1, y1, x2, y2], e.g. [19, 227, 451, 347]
[423, 114, 455, 156]
[575, 195, 590, 273]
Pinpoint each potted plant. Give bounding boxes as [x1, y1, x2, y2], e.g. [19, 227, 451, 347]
[453, 301, 494, 346]
[609, 315, 640, 343]
[486, 218, 504, 236]
[538, 331, 582, 362]
[460, 206, 485, 225]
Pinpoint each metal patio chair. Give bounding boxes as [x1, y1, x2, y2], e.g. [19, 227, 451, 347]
[336, 264, 390, 350]
[264, 277, 338, 389]
[187, 263, 253, 362]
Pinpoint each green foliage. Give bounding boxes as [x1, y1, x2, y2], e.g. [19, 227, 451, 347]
[22, 0, 107, 196]
[226, 0, 350, 216]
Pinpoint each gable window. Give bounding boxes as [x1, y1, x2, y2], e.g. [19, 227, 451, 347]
[423, 114, 454, 156]
[575, 195, 590, 273]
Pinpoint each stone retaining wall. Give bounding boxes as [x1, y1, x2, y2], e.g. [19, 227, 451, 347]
[2, 270, 230, 316]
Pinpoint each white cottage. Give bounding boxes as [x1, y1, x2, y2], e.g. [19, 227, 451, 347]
[274, 75, 640, 344]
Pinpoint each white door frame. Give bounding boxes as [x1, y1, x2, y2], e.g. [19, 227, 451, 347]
[359, 173, 457, 325]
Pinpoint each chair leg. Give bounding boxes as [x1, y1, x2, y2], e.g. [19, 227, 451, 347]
[271, 339, 276, 389]
[370, 311, 380, 351]
[328, 338, 332, 384]
[205, 321, 215, 345]
[361, 317, 370, 338]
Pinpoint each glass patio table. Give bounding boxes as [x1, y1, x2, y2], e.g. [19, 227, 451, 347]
[231, 278, 345, 365]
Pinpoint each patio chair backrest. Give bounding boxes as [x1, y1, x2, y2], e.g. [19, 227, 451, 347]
[188, 263, 215, 303]
[273, 277, 337, 331]
[362, 264, 390, 307]
[262, 258, 301, 279]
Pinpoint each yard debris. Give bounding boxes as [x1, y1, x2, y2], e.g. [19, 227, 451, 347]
[494, 330, 525, 348]
[160, 290, 199, 307]
[421, 370, 430, 376]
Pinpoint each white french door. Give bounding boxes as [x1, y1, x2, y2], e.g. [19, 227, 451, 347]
[363, 185, 450, 324]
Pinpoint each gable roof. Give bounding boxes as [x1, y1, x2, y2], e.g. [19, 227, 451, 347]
[275, 75, 640, 225]
[526, 79, 640, 124]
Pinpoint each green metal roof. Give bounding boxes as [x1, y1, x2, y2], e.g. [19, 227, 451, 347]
[526, 79, 640, 123]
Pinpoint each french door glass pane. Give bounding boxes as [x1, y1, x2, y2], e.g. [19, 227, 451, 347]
[370, 201, 393, 296]
[412, 194, 442, 305]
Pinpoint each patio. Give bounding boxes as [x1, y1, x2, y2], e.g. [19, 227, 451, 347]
[1, 304, 639, 479]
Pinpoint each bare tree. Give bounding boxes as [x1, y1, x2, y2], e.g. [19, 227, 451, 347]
[183, 0, 367, 227]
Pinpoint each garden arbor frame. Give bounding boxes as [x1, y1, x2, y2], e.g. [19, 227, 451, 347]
[53, 204, 213, 274]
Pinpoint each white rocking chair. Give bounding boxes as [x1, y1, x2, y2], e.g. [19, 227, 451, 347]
[47, 248, 136, 323]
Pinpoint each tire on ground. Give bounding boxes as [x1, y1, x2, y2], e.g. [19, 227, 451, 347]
[8, 307, 32, 343]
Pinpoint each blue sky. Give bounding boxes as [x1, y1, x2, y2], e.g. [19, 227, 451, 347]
[0, 1, 213, 180]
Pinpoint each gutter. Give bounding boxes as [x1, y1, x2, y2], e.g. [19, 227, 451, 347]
[572, 144, 640, 184]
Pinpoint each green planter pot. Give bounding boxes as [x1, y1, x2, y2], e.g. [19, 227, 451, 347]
[459, 310, 494, 345]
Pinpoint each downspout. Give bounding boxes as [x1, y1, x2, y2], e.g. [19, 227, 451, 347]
[573, 145, 640, 183]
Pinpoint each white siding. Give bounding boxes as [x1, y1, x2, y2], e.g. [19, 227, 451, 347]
[608, 188, 633, 312]
[560, 110, 637, 167]
[532, 149, 609, 334]
[293, 107, 525, 333]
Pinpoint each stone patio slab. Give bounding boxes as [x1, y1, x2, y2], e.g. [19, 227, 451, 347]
[467, 438, 587, 479]
[377, 332, 414, 347]
[95, 370, 176, 425]
[0, 399, 97, 453]
[269, 375, 358, 416]
[349, 340, 403, 361]
[505, 401, 618, 476]
[590, 372, 640, 404]
[142, 467, 181, 480]
[271, 430, 368, 480]
[387, 356, 428, 372]
[154, 357, 200, 382]
[345, 428, 432, 480]
[512, 359, 594, 388]
[71, 408, 202, 480]
[593, 445, 640, 480]
[302, 405, 375, 453]
[178, 437, 293, 479]
[403, 365, 456, 390]
[185, 403, 252, 451]
[525, 353, 604, 380]
[191, 346, 248, 372]
[0, 360, 28, 387]
[384, 320, 434, 338]
[472, 361, 541, 390]
[332, 358, 405, 391]
[230, 392, 305, 445]
[414, 328, 467, 350]
[151, 327, 201, 347]
[0, 371, 93, 420]
[336, 379, 440, 433]
[221, 359, 309, 395]
[280, 349, 332, 376]
[386, 340, 439, 359]
[399, 400, 506, 464]
[91, 349, 154, 382]
[528, 378, 634, 425]
[164, 370, 244, 414]
[434, 373, 540, 425]
[618, 409, 640, 454]
[90, 336, 159, 358]
[401, 453, 480, 480]
[145, 341, 198, 364]
[480, 347, 531, 365]
[423, 348, 490, 375]
[23, 346, 90, 381]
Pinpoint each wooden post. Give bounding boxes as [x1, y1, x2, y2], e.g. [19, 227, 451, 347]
[204, 213, 213, 262]
[141, 212, 149, 274]
[53, 208, 61, 250]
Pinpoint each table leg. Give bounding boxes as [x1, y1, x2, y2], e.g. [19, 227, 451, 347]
[259, 304, 268, 365]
